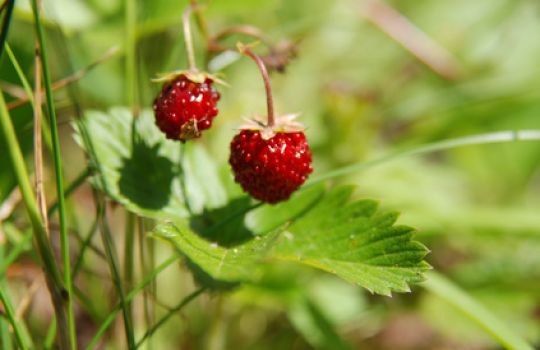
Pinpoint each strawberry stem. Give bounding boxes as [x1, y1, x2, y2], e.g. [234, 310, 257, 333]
[182, 5, 197, 70]
[189, 0, 209, 41]
[242, 47, 275, 127]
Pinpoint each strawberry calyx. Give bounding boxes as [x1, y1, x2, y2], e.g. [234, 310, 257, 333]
[239, 113, 305, 140]
[152, 69, 228, 86]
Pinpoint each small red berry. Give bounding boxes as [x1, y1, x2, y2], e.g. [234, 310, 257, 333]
[153, 74, 220, 142]
[229, 129, 313, 204]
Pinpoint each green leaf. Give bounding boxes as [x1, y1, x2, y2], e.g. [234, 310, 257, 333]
[271, 186, 430, 295]
[245, 184, 325, 235]
[74, 107, 226, 219]
[153, 220, 278, 283]
[154, 185, 430, 296]
[153, 185, 331, 285]
[181, 142, 228, 214]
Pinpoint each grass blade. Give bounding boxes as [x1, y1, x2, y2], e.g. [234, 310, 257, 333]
[422, 271, 534, 350]
[125, 0, 138, 108]
[309, 130, 540, 184]
[44, 317, 57, 349]
[0, 0, 15, 60]
[47, 167, 91, 217]
[1, 317, 14, 350]
[0, 229, 32, 275]
[135, 287, 206, 348]
[0, 88, 69, 349]
[84, 254, 181, 350]
[5, 43, 34, 108]
[5, 42, 53, 151]
[0, 287, 30, 350]
[71, 216, 99, 279]
[124, 213, 136, 289]
[137, 217, 155, 349]
[97, 198, 136, 349]
[30, 1, 76, 348]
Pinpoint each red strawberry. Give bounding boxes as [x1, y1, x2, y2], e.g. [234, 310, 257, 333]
[229, 119, 313, 204]
[229, 46, 313, 203]
[153, 73, 220, 142]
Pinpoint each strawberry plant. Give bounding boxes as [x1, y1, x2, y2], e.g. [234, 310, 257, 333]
[1, 0, 539, 349]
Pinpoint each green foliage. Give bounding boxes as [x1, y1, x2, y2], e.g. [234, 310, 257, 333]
[74, 108, 185, 218]
[271, 186, 430, 295]
[4, 0, 540, 348]
[74, 108, 228, 219]
[154, 221, 278, 283]
[76, 107, 429, 296]
[153, 185, 429, 296]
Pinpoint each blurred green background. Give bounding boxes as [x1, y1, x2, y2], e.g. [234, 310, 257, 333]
[2, 0, 540, 349]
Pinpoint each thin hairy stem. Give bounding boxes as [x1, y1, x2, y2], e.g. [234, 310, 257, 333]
[240, 47, 275, 126]
[182, 5, 198, 70]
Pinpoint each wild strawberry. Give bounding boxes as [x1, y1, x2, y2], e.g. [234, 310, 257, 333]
[152, 72, 221, 142]
[229, 123, 313, 204]
[229, 45, 313, 204]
